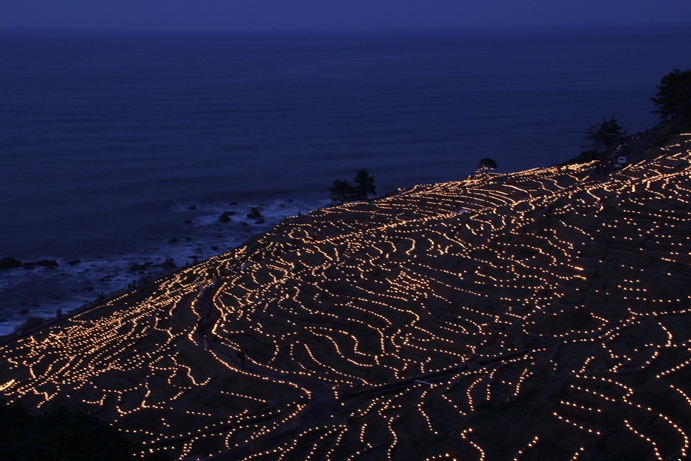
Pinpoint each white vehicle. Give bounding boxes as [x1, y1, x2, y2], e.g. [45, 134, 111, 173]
[613, 156, 628, 169]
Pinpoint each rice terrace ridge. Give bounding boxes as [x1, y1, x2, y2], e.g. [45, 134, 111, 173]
[2, 132, 691, 460]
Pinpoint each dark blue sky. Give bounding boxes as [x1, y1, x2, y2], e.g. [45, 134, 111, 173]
[3, 0, 691, 30]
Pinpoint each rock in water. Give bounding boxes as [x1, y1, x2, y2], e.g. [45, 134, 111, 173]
[246, 207, 262, 220]
[129, 262, 152, 272]
[0, 257, 22, 270]
[219, 211, 233, 223]
[23, 260, 58, 269]
[159, 258, 176, 270]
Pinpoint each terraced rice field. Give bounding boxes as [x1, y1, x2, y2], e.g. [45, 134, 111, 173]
[2, 133, 691, 461]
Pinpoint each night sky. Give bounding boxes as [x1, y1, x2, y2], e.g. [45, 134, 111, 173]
[3, 0, 691, 30]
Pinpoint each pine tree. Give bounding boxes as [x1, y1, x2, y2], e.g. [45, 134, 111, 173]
[652, 69, 691, 121]
[580, 115, 627, 159]
[353, 169, 376, 200]
[329, 179, 355, 203]
[329, 170, 376, 203]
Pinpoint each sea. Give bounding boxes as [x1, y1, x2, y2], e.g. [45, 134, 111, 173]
[1, 25, 690, 335]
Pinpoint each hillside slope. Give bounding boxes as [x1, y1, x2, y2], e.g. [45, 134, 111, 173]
[2, 133, 691, 461]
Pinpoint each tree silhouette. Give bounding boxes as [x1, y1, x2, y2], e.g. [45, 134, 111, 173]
[581, 115, 627, 159]
[329, 170, 376, 203]
[353, 169, 376, 200]
[477, 157, 498, 171]
[329, 179, 355, 203]
[652, 69, 691, 121]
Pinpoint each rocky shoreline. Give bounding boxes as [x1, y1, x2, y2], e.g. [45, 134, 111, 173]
[0, 200, 318, 336]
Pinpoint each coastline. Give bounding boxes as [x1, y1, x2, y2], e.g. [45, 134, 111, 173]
[0, 117, 672, 337]
[4, 25, 689, 338]
[0, 197, 324, 336]
[2, 133, 691, 460]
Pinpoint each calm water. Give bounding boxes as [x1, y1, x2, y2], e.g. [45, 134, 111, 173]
[1, 25, 690, 333]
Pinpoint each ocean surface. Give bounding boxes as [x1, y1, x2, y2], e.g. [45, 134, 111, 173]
[1, 25, 690, 335]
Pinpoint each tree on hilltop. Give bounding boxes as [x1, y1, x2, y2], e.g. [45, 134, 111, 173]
[580, 115, 627, 160]
[329, 169, 376, 203]
[329, 179, 356, 203]
[353, 169, 376, 200]
[652, 69, 691, 122]
[477, 157, 498, 171]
